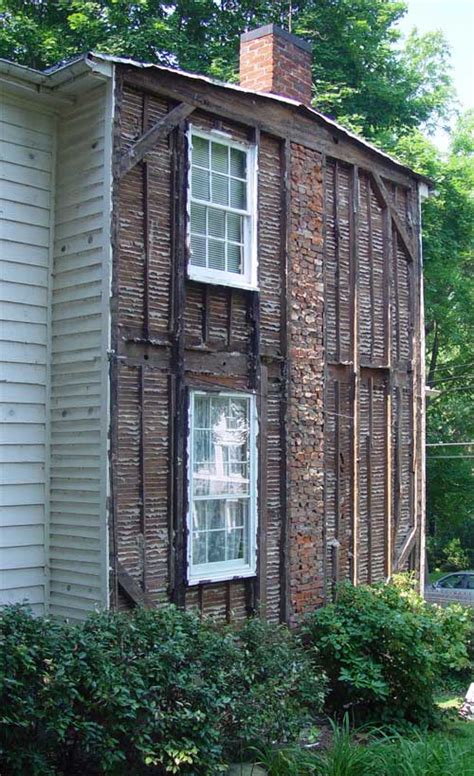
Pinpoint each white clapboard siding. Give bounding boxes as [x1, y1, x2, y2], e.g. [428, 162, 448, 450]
[0, 96, 55, 615]
[49, 82, 112, 620]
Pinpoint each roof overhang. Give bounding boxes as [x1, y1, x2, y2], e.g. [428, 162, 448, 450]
[0, 55, 113, 108]
[0, 52, 432, 188]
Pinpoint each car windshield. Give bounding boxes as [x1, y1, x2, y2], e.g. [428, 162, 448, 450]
[439, 574, 465, 589]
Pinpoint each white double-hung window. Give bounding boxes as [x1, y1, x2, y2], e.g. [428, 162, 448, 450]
[187, 391, 257, 584]
[187, 128, 257, 289]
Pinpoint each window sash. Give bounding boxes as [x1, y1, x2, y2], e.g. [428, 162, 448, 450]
[187, 127, 257, 289]
[187, 391, 258, 584]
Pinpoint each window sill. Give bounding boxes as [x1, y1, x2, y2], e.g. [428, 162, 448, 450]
[188, 267, 258, 292]
[187, 567, 256, 586]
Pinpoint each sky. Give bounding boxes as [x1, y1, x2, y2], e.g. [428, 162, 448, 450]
[397, 0, 473, 125]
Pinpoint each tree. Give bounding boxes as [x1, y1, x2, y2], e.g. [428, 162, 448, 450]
[392, 114, 474, 567]
[0, 1, 453, 141]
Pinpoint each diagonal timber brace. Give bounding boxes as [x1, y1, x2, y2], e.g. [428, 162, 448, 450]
[370, 171, 415, 262]
[116, 560, 154, 607]
[119, 102, 195, 176]
[393, 526, 418, 572]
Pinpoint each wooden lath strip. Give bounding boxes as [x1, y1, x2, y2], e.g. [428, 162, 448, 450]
[119, 102, 194, 177]
[370, 171, 415, 262]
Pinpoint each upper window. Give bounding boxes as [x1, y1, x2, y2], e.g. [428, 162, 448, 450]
[187, 128, 257, 289]
[187, 391, 257, 584]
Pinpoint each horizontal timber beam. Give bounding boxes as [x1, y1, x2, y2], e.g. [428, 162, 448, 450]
[119, 101, 195, 176]
[121, 67, 417, 188]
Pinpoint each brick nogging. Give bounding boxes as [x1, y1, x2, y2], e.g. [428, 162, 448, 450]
[287, 143, 325, 621]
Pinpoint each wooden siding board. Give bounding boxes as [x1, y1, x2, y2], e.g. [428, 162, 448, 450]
[0, 95, 54, 612]
[48, 83, 111, 620]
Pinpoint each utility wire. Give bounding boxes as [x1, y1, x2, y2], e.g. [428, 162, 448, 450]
[430, 373, 474, 385]
[426, 441, 474, 447]
[430, 359, 474, 374]
[427, 455, 474, 460]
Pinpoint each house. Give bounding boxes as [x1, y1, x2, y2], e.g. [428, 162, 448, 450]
[0, 25, 428, 623]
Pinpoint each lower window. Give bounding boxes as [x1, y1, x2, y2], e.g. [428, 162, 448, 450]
[187, 390, 257, 584]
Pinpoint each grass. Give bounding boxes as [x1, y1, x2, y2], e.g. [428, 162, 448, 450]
[253, 702, 474, 776]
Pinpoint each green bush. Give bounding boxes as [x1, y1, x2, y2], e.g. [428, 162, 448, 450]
[301, 577, 472, 726]
[441, 538, 470, 571]
[0, 605, 325, 775]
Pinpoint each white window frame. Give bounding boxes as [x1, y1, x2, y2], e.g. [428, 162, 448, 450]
[186, 126, 258, 290]
[187, 390, 258, 585]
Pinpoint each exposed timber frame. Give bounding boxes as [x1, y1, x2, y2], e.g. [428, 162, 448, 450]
[119, 101, 195, 176]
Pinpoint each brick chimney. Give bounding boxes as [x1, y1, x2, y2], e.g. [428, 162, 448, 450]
[240, 24, 313, 106]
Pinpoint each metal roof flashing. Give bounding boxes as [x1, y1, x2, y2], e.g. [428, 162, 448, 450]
[0, 52, 432, 187]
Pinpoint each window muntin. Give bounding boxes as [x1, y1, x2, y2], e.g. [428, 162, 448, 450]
[188, 391, 257, 583]
[188, 128, 257, 288]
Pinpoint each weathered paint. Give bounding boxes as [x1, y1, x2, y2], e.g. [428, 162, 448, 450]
[0, 96, 55, 614]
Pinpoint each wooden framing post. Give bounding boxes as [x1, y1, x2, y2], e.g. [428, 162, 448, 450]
[279, 138, 291, 622]
[169, 121, 188, 607]
[350, 166, 360, 584]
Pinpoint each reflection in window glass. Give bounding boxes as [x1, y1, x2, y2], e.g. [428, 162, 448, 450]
[189, 133, 250, 277]
[189, 393, 255, 578]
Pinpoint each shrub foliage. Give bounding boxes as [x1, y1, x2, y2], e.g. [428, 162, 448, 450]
[302, 577, 472, 725]
[0, 605, 324, 775]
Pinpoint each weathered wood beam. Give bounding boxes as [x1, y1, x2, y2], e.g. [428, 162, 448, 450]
[122, 68, 418, 188]
[350, 166, 360, 585]
[117, 561, 154, 607]
[394, 526, 418, 571]
[279, 138, 291, 623]
[119, 102, 194, 176]
[169, 122, 188, 608]
[370, 171, 415, 261]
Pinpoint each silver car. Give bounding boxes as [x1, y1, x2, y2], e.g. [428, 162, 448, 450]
[425, 571, 474, 606]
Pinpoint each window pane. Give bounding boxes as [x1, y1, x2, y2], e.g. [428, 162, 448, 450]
[208, 238, 225, 271]
[212, 173, 229, 206]
[192, 135, 209, 168]
[192, 531, 207, 565]
[227, 212, 242, 242]
[227, 528, 244, 561]
[440, 575, 464, 589]
[211, 397, 228, 428]
[211, 142, 228, 173]
[192, 167, 210, 201]
[208, 530, 226, 563]
[208, 208, 225, 238]
[194, 396, 210, 428]
[193, 429, 210, 465]
[190, 234, 206, 267]
[230, 147, 246, 178]
[230, 397, 249, 429]
[227, 243, 242, 274]
[192, 502, 207, 531]
[227, 500, 245, 529]
[189, 393, 254, 578]
[191, 202, 206, 235]
[230, 178, 246, 209]
[209, 500, 225, 529]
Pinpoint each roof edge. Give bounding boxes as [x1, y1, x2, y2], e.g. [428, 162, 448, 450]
[0, 53, 432, 187]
